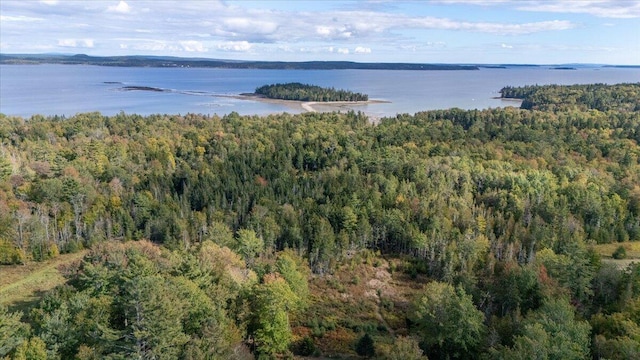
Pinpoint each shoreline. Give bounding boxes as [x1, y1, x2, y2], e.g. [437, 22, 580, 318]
[223, 93, 390, 114]
[493, 96, 523, 102]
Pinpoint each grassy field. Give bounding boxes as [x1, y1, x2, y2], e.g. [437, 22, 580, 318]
[292, 253, 426, 358]
[0, 250, 87, 312]
[591, 241, 640, 270]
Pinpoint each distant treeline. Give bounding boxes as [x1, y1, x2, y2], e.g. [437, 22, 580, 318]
[0, 53, 479, 70]
[255, 82, 368, 102]
[501, 82, 640, 111]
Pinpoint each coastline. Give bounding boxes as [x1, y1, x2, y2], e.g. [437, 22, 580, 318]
[224, 93, 390, 114]
[493, 96, 523, 102]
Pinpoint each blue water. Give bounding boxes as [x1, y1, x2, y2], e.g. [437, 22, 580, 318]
[1, 64, 639, 118]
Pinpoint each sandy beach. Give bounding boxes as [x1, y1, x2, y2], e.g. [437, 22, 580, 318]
[223, 93, 390, 114]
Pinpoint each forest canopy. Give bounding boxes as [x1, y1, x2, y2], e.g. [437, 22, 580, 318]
[0, 82, 639, 359]
[254, 82, 369, 102]
[500, 82, 640, 112]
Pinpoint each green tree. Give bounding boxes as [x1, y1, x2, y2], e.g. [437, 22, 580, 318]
[386, 336, 427, 360]
[119, 274, 190, 359]
[355, 333, 375, 358]
[413, 281, 485, 359]
[492, 298, 591, 360]
[251, 273, 299, 357]
[0, 307, 30, 358]
[275, 251, 309, 309]
[0, 154, 11, 181]
[235, 229, 263, 264]
[12, 337, 47, 360]
[591, 304, 640, 360]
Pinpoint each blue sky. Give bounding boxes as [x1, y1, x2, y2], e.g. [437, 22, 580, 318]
[1, 0, 638, 64]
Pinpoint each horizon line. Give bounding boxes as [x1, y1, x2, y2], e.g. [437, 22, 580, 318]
[1, 53, 639, 68]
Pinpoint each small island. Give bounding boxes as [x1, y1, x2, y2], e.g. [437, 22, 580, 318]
[254, 82, 369, 102]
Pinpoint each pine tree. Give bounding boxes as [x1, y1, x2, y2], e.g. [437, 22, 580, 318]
[355, 333, 375, 358]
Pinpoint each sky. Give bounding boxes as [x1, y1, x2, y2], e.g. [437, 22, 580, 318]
[1, 0, 639, 64]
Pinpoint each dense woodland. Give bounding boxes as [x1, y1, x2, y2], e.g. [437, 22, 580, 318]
[1, 83, 640, 359]
[255, 83, 369, 102]
[501, 83, 640, 112]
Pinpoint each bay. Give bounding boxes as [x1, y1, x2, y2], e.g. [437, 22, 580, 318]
[1, 64, 639, 118]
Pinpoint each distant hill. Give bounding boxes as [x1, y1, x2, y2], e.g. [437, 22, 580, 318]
[0, 53, 479, 70]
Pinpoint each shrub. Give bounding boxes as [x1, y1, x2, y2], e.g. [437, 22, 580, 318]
[293, 336, 317, 356]
[612, 245, 627, 259]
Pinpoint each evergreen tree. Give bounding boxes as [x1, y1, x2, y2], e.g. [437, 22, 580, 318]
[355, 333, 375, 358]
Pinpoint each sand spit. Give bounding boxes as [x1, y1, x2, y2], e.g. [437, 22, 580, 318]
[227, 93, 390, 114]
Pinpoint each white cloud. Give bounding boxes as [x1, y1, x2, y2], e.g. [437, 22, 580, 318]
[0, 15, 44, 22]
[316, 26, 332, 36]
[277, 45, 294, 52]
[517, 0, 640, 19]
[433, 0, 510, 4]
[408, 17, 574, 34]
[217, 41, 253, 52]
[398, 41, 447, 52]
[312, 25, 351, 39]
[354, 46, 372, 53]
[0, 0, 634, 63]
[436, 0, 640, 19]
[223, 18, 278, 35]
[107, 1, 131, 14]
[130, 41, 172, 52]
[180, 40, 207, 52]
[57, 39, 94, 48]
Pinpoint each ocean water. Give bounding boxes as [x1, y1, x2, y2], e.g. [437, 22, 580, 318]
[1, 64, 639, 118]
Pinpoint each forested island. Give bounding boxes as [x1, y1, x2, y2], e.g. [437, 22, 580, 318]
[255, 82, 369, 102]
[1, 83, 640, 359]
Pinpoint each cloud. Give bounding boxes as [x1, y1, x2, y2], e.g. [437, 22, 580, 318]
[180, 40, 207, 52]
[58, 39, 94, 48]
[0, 0, 633, 63]
[107, 1, 131, 14]
[222, 18, 278, 36]
[501, 43, 513, 49]
[125, 40, 173, 52]
[408, 17, 574, 34]
[435, 0, 640, 19]
[0, 15, 44, 22]
[432, 0, 510, 5]
[314, 25, 355, 39]
[316, 26, 332, 36]
[354, 46, 372, 53]
[398, 41, 447, 52]
[517, 0, 640, 19]
[217, 41, 253, 52]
